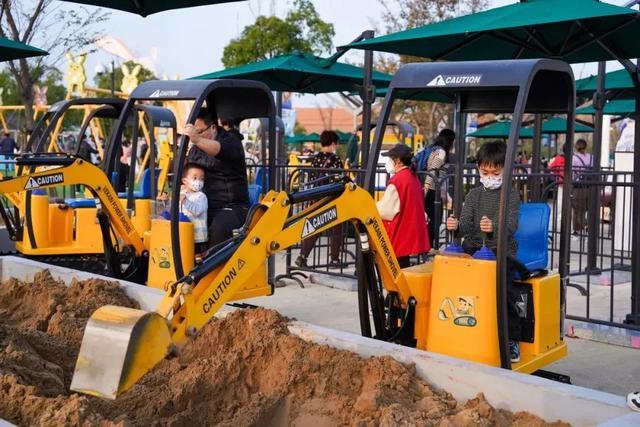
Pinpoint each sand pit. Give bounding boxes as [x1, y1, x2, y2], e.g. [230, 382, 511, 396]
[0, 271, 569, 426]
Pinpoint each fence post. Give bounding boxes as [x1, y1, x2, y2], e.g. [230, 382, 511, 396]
[586, 62, 605, 275]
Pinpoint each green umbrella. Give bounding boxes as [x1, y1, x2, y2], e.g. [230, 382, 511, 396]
[56, 0, 245, 17]
[468, 118, 593, 139]
[190, 52, 393, 94]
[576, 68, 633, 95]
[576, 99, 635, 116]
[0, 37, 47, 61]
[285, 133, 321, 144]
[345, 0, 640, 63]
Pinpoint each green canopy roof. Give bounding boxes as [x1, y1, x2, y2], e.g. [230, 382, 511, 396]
[56, 0, 244, 17]
[190, 52, 393, 94]
[576, 99, 635, 116]
[468, 118, 593, 139]
[0, 37, 47, 61]
[285, 133, 321, 144]
[576, 68, 632, 95]
[346, 0, 640, 64]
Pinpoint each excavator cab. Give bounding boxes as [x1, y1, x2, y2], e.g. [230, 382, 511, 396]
[361, 59, 575, 373]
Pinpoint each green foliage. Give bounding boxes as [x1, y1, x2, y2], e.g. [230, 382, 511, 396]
[375, 0, 488, 138]
[93, 60, 156, 92]
[222, 0, 335, 68]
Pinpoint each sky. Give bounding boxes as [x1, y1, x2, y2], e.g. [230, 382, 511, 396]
[58, 0, 635, 107]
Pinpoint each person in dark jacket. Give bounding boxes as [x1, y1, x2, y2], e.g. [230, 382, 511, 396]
[184, 108, 249, 248]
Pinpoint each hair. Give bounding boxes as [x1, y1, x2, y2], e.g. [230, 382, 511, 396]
[433, 128, 455, 152]
[476, 140, 507, 168]
[183, 162, 204, 177]
[575, 138, 587, 152]
[320, 130, 339, 147]
[219, 117, 234, 128]
[196, 107, 214, 126]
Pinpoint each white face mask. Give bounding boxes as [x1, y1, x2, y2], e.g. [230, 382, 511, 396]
[480, 174, 502, 190]
[188, 178, 204, 192]
[385, 158, 396, 175]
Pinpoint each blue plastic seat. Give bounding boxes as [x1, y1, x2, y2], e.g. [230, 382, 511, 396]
[248, 184, 262, 206]
[65, 198, 96, 209]
[118, 168, 160, 199]
[514, 202, 550, 275]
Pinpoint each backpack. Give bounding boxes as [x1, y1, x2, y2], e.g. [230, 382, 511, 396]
[413, 145, 433, 184]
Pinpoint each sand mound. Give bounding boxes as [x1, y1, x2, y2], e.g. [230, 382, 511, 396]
[0, 271, 568, 426]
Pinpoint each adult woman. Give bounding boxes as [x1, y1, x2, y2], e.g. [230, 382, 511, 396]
[423, 128, 455, 248]
[378, 143, 430, 268]
[572, 138, 593, 235]
[295, 130, 344, 268]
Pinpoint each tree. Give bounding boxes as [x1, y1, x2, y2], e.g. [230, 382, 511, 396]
[94, 60, 156, 93]
[0, 0, 109, 132]
[221, 0, 335, 68]
[375, 0, 488, 139]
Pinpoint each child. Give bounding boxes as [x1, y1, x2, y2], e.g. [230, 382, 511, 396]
[445, 140, 522, 363]
[180, 163, 208, 257]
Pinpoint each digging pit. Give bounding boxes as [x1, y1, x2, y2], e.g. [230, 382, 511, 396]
[0, 270, 569, 426]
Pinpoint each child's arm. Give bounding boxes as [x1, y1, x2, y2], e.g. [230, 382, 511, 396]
[457, 190, 477, 237]
[182, 192, 208, 216]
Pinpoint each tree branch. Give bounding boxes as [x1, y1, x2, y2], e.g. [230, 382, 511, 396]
[22, 0, 46, 43]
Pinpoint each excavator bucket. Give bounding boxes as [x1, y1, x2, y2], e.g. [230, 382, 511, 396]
[70, 305, 173, 399]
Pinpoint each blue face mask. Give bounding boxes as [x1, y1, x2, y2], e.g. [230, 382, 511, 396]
[480, 174, 503, 190]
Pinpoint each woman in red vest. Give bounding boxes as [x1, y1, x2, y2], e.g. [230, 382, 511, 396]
[377, 143, 430, 268]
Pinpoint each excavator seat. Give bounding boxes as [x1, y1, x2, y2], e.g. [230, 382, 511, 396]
[248, 184, 262, 206]
[514, 202, 550, 276]
[118, 168, 160, 199]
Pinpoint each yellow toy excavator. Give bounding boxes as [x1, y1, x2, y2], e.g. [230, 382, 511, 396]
[69, 59, 576, 399]
[0, 100, 178, 273]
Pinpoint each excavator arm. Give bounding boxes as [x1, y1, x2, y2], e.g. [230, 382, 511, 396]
[71, 180, 413, 399]
[0, 154, 145, 255]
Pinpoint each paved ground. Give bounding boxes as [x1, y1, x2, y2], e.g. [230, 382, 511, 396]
[242, 276, 640, 397]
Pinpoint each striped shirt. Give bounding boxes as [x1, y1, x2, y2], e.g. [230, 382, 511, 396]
[424, 147, 447, 192]
[458, 185, 520, 256]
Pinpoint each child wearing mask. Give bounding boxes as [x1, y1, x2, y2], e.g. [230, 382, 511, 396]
[446, 140, 522, 363]
[180, 163, 208, 257]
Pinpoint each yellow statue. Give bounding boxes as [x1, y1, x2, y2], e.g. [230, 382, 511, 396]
[65, 52, 87, 97]
[121, 63, 141, 95]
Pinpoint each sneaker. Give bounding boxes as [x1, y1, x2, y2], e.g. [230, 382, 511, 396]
[328, 259, 343, 269]
[509, 341, 520, 363]
[294, 256, 308, 268]
[628, 391, 640, 412]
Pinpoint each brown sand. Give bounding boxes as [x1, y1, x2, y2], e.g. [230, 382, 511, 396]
[0, 271, 569, 426]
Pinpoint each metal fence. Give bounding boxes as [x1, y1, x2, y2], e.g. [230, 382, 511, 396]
[246, 161, 639, 331]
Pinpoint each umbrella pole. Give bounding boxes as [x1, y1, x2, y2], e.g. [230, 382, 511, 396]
[360, 30, 375, 186]
[531, 115, 542, 200]
[586, 62, 605, 275]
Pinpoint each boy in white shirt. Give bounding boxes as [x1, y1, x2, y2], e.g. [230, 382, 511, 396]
[180, 163, 208, 258]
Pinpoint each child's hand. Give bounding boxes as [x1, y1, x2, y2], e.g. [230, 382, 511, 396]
[179, 192, 186, 203]
[446, 216, 458, 231]
[480, 216, 493, 233]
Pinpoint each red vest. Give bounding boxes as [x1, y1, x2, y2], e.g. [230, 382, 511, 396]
[383, 167, 430, 257]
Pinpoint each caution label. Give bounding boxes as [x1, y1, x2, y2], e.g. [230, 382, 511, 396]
[24, 172, 64, 190]
[426, 74, 482, 87]
[301, 206, 338, 238]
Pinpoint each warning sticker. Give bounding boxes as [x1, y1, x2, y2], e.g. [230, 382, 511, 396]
[301, 206, 338, 238]
[24, 172, 64, 190]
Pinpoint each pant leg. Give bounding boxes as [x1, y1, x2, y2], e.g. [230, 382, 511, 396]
[506, 266, 522, 342]
[425, 189, 436, 248]
[301, 235, 318, 258]
[329, 225, 342, 261]
[207, 206, 248, 248]
[573, 187, 588, 231]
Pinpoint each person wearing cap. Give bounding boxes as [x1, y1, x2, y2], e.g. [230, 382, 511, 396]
[377, 143, 430, 268]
